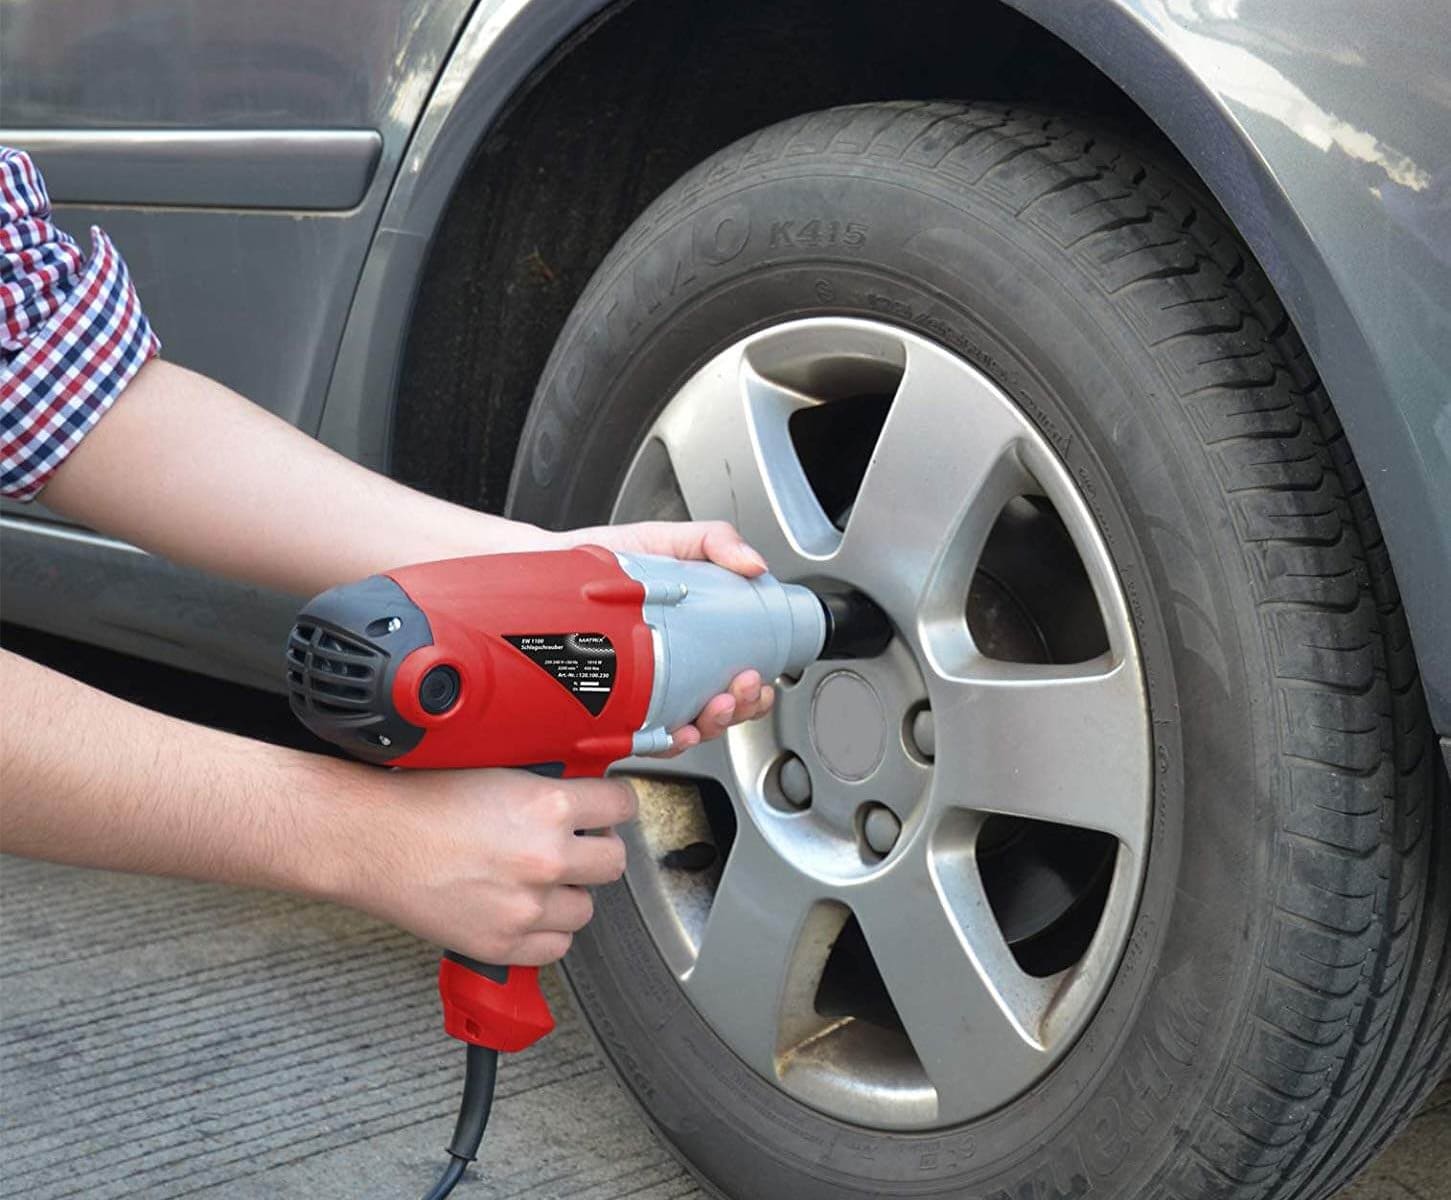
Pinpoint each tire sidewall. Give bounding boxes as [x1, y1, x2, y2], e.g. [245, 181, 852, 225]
[509, 158, 1269, 1197]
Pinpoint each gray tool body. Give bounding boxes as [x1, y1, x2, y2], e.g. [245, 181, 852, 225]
[616, 553, 828, 754]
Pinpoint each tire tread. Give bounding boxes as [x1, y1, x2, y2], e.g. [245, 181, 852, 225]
[787, 101, 1446, 1200]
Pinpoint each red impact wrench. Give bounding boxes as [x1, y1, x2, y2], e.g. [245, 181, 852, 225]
[287, 546, 889, 1198]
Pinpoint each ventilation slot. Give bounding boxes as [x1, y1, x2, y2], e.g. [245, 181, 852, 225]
[287, 622, 384, 719]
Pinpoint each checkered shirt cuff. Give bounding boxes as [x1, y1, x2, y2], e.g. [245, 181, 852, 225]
[1, 148, 160, 501]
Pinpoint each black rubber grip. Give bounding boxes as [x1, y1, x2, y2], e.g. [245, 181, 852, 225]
[443, 950, 509, 985]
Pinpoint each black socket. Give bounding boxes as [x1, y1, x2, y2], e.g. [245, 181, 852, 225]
[819, 590, 893, 659]
[419, 665, 461, 714]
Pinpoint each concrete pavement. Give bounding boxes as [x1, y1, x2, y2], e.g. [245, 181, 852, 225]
[0, 853, 696, 1198]
[3, 851, 1446, 1199]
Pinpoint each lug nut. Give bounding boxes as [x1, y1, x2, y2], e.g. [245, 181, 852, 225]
[778, 755, 812, 808]
[910, 707, 935, 760]
[862, 804, 901, 856]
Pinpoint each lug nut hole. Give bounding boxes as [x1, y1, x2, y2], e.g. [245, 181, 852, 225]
[906, 703, 935, 762]
[769, 753, 813, 811]
[859, 802, 902, 858]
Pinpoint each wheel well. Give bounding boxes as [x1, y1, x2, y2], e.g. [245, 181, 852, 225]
[391, 0, 1157, 513]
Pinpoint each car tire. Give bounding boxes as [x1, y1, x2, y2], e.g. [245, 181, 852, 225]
[508, 103, 1449, 1200]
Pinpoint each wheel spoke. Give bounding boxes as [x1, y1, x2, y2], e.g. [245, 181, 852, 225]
[837, 341, 1034, 616]
[855, 842, 1051, 1122]
[680, 821, 822, 1080]
[931, 656, 1149, 853]
[651, 351, 839, 579]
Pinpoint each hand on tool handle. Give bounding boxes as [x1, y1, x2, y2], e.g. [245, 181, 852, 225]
[296, 544, 796, 1075]
[339, 767, 636, 967]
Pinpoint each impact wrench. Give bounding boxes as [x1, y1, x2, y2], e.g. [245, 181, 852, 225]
[286, 546, 890, 1198]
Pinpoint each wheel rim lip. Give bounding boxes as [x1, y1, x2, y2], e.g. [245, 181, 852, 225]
[609, 316, 1152, 1131]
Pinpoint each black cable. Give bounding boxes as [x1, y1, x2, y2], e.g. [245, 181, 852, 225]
[421, 1157, 468, 1200]
[421, 1043, 499, 1200]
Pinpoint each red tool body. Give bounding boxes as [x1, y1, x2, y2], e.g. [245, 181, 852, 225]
[287, 546, 885, 1195]
[291, 546, 663, 1056]
[386, 547, 656, 776]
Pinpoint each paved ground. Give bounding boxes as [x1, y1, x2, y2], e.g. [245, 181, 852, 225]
[2, 626, 1445, 1199]
[0, 856, 698, 1199]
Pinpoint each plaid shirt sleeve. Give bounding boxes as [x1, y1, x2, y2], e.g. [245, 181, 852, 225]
[0, 147, 160, 501]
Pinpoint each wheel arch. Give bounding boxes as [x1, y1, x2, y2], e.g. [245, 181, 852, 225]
[318, 0, 1451, 731]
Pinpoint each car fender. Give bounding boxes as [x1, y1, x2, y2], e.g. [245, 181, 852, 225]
[316, 0, 614, 468]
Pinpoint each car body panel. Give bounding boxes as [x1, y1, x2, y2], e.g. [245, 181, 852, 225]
[0, 0, 473, 429]
[10, 130, 383, 210]
[1, 1, 460, 129]
[0, 518, 296, 693]
[2, 0, 1449, 736]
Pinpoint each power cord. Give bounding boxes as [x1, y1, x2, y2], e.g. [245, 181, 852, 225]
[421, 1043, 499, 1200]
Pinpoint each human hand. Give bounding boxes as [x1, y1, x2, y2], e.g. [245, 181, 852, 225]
[344, 767, 637, 965]
[567, 518, 769, 577]
[560, 519, 778, 752]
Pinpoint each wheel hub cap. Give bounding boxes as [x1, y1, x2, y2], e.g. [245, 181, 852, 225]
[811, 671, 884, 780]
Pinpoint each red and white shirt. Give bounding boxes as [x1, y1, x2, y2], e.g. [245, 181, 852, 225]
[0, 147, 159, 500]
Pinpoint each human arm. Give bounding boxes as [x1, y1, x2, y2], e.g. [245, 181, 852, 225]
[41, 357, 565, 595]
[0, 647, 635, 965]
[40, 357, 774, 744]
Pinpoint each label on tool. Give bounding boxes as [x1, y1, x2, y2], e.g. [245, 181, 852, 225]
[503, 633, 617, 716]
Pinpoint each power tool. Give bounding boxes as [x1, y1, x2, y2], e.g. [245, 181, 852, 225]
[285, 545, 890, 1198]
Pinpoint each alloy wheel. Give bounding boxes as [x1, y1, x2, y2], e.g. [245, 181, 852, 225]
[610, 318, 1150, 1130]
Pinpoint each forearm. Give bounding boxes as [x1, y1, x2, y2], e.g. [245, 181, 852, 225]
[41, 358, 563, 595]
[0, 648, 371, 897]
[0, 648, 640, 965]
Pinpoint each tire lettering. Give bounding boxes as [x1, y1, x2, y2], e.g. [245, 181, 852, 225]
[696, 204, 751, 265]
[632, 226, 698, 316]
[916, 1141, 975, 1172]
[771, 218, 869, 248]
[529, 412, 561, 486]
